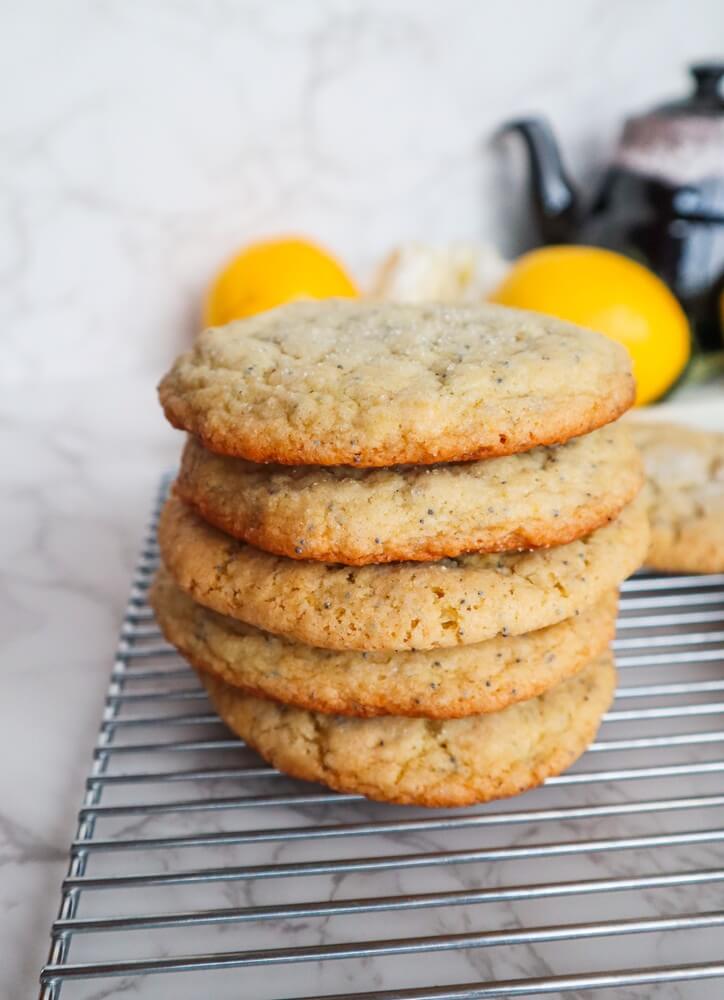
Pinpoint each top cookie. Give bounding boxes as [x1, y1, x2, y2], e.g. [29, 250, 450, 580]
[632, 421, 724, 573]
[159, 300, 635, 465]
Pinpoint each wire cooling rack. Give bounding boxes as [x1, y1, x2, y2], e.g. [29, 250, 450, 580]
[40, 477, 724, 999]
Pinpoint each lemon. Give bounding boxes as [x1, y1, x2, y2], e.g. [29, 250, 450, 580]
[204, 237, 358, 326]
[489, 245, 690, 405]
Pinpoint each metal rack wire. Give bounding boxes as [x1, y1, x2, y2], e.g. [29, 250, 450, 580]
[40, 477, 724, 998]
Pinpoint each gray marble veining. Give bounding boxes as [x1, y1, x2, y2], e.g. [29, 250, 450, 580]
[3, 0, 724, 382]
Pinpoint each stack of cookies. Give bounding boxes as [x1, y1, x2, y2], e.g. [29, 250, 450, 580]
[152, 300, 649, 807]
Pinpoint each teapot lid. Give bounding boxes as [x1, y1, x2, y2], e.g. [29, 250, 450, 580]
[656, 63, 724, 115]
[615, 63, 724, 184]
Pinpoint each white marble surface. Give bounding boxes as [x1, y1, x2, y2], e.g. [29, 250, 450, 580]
[0, 376, 177, 996]
[3, 0, 724, 381]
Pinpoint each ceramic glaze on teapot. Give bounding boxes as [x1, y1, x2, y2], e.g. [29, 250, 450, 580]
[502, 64, 724, 349]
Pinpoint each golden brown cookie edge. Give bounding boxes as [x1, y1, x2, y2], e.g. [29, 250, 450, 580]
[160, 375, 635, 466]
[199, 655, 616, 807]
[150, 567, 618, 717]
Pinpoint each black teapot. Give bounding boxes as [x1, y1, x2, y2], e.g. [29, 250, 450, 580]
[501, 64, 724, 349]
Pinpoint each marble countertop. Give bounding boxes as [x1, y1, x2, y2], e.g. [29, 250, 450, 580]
[1, 375, 177, 997]
[2, 375, 723, 999]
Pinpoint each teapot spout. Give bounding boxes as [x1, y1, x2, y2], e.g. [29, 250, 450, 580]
[499, 117, 580, 244]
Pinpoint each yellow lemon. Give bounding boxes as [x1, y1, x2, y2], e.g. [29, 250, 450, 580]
[204, 237, 358, 326]
[489, 245, 690, 405]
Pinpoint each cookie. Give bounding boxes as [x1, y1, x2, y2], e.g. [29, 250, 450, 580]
[200, 653, 616, 806]
[176, 425, 643, 564]
[158, 493, 647, 651]
[158, 300, 634, 466]
[632, 421, 724, 573]
[151, 566, 618, 717]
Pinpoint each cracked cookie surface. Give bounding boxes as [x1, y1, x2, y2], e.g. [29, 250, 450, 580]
[632, 422, 724, 573]
[201, 654, 616, 806]
[159, 300, 635, 466]
[177, 425, 642, 563]
[151, 566, 617, 717]
[158, 493, 647, 651]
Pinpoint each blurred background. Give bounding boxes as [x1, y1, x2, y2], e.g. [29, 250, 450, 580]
[3, 0, 724, 397]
